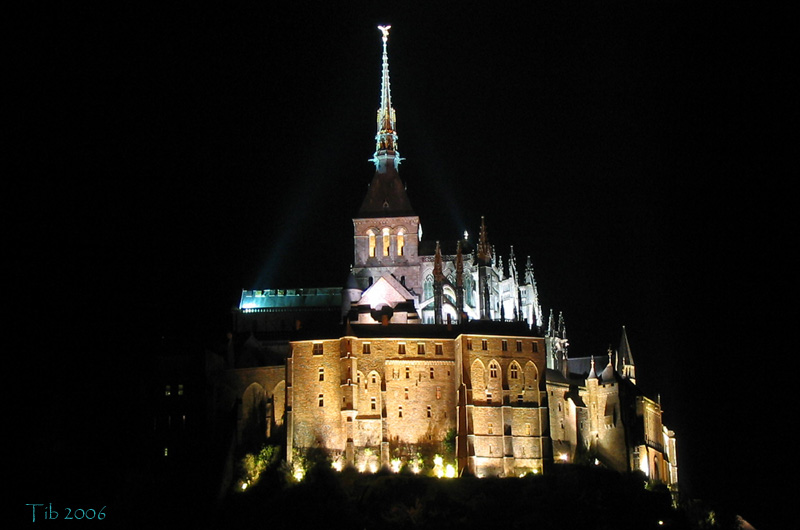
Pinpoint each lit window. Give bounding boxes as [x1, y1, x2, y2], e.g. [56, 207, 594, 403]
[436, 386, 441, 399]
[312, 343, 323, 355]
[397, 229, 405, 256]
[488, 422, 494, 435]
[368, 230, 376, 257]
[526, 423, 532, 436]
[363, 343, 371, 355]
[382, 228, 391, 256]
[165, 385, 171, 396]
[319, 368, 324, 382]
[178, 384, 184, 396]
[417, 343, 425, 355]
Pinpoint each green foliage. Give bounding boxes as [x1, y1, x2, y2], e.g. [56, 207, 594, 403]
[442, 428, 457, 458]
[238, 444, 280, 489]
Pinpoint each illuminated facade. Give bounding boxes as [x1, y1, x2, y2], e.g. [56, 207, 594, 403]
[224, 26, 677, 488]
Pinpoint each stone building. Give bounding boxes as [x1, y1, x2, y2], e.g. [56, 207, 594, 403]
[221, 26, 678, 489]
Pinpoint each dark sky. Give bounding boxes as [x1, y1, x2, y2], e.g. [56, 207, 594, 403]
[17, 2, 786, 528]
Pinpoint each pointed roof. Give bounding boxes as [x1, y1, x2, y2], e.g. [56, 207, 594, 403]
[358, 25, 414, 218]
[600, 348, 618, 383]
[356, 274, 415, 310]
[617, 325, 635, 370]
[617, 325, 636, 382]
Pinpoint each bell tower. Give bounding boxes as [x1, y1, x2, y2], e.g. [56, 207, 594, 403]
[352, 25, 421, 298]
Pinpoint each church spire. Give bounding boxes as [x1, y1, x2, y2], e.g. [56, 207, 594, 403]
[373, 25, 401, 170]
[358, 25, 413, 218]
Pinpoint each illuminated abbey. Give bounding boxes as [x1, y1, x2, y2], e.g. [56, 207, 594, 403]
[219, 26, 678, 489]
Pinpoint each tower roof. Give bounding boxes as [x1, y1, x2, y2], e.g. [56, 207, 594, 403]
[358, 25, 414, 218]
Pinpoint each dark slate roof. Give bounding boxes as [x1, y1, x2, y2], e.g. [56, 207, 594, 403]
[287, 319, 541, 342]
[357, 167, 415, 218]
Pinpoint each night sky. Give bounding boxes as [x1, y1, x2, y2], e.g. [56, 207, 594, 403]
[17, 2, 786, 528]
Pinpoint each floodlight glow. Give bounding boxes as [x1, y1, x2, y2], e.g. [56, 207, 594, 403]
[391, 458, 402, 473]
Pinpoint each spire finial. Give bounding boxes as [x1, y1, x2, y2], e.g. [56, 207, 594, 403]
[373, 25, 401, 169]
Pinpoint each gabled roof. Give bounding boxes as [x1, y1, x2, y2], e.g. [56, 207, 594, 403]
[356, 274, 415, 309]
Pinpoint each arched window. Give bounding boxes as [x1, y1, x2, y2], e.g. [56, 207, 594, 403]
[397, 229, 405, 256]
[423, 275, 434, 300]
[382, 228, 391, 256]
[368, 230, 376, 258]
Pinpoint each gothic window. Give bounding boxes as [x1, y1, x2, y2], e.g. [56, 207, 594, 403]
[397, 229, 405, 256]
[368, 230, 377, 258]
[423, 275, 434, 300]
[489, 362, 498, 378]
[382, 228, 391, 256]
